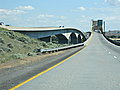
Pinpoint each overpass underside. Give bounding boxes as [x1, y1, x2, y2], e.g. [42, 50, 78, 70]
[17, 29, 86, 44]
[39, 32, 84, 44]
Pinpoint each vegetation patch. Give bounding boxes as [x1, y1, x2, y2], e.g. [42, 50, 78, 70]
[0, 27, 68, 63]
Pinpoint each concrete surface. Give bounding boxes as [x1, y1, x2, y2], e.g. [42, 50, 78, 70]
[15, 32, 120, 90]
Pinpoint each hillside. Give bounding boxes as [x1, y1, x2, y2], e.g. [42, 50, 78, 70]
[0, 27, 67, 63]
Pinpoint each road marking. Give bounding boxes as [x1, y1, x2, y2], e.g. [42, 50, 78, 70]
[9, 33, 93, 90]
[114, 56, 117, 59]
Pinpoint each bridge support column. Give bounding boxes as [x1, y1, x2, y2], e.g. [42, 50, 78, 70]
[69, 32, 77, 44]
[78, 34, 82, 43]
[62, 33, 71, 44]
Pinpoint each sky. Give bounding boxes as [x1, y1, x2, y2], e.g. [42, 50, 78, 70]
[0, 0, 120, 32]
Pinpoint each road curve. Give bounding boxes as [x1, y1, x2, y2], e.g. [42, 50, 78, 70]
[12, 32, 120, 90]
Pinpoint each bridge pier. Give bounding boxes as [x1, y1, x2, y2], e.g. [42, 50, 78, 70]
[78, 34, 82, 43]
[69, 32, 78, 44]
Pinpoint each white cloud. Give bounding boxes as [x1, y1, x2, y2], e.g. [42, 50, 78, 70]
[78, 7, 86, 11]
[38, 14, 55, 18]
[105, 0, 120, 6]
[37, 14, 66, 19]
[0, 8, 25, 15]
[16, 5, 34, 10]
[0, 6, 35, 16]
[35, 14, 68, 26]
[0, 5, 35, 19]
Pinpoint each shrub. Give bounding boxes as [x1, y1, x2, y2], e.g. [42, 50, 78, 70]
[7, 43, 14, 48]
[23, 45, 31, 49]
[31, 39, 38, 44]
[17, 37, 30, 44]
[0, 49, 5, 54]
[11, 53, 26, 59]
[40, 42, 47, 47]
[3, 31, 17, 39]
[1, 47, 12, 52]
[33, 48, 41, 53]
[27, 52, 36, 56]
[0, 37, 5, 44]
[0, 58, 6, 63]
[47, 42, 58, 48]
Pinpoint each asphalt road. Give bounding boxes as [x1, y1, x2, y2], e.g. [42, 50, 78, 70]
[0, 44, 83, 90]
[14, 32, 120, 90]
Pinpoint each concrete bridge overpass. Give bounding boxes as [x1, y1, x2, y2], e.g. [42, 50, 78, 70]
[0, 25, 86, 44]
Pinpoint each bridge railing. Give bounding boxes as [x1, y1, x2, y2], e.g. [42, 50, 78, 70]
[103, 33, 120, 46]
[39, 43, 84, 54]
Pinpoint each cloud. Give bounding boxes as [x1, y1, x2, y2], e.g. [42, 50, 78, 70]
[0, 5, 35, 19]
[37, 14, 66, 19]
[16, 5, 35, 10]
[0, 5, 35, 16]
[0, 6, 35, 25]
[35, 14, 67, 26]
[105, 0, 120, 6]
[78, 7, 86, 11]
[0, 8, 25, 15]
[38, 14, 55, 18]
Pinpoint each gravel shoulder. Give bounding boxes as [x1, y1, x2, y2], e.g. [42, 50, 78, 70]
[0, 46, 84, 90]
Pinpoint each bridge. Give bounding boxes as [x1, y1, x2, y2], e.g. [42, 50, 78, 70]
[92, 19, 105, 33]
[1, 20, 120, 90]
[0, 25, 87, 44]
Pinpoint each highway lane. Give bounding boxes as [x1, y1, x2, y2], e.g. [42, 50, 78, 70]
[13, 32, 120, 90]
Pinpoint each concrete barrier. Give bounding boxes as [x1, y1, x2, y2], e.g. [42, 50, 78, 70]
[103, 33, 120, 46]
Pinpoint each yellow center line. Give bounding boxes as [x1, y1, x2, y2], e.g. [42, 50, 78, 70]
[9, 33, 93, 90]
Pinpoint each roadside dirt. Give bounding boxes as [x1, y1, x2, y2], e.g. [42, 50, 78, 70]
[0, 51, 65, 70]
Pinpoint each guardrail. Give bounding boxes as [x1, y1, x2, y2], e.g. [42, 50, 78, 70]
[103, 33, 120, 46]
[37, 43, 84, 54]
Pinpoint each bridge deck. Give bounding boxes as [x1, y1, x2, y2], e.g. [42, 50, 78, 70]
[12, 33, 120, 90]
[0, 25, 78, 31]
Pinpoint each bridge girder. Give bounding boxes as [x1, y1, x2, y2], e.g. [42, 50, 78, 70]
[9, 28, 86, 44]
